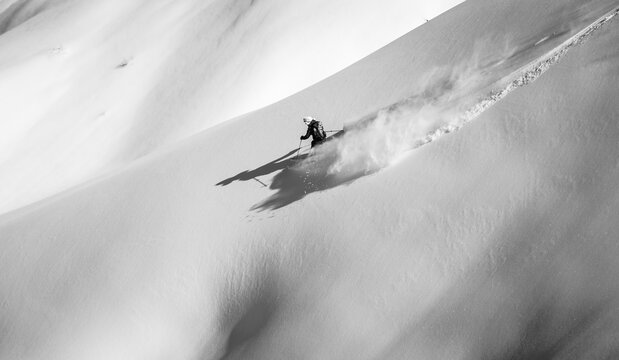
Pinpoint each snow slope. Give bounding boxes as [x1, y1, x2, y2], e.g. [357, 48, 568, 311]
[2, 0, 619, 359]
[0, 0, 463, 215]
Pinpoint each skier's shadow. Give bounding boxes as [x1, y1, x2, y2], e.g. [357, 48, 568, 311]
[217, 131, 357, 211]
[216, 148, 305, 187]
[216, 147, 317, 210]
[254, 132, 367, 211]
[250, 146, 367, 211]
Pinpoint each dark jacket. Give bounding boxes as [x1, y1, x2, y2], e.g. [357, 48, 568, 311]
[301, 120, 326, 141]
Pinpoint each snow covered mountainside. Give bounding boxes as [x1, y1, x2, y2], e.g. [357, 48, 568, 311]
[0, 0, 463, 215]
[2, 0, 619, 359]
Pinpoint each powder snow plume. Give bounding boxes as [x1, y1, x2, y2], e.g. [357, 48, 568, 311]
[326, 103, 456, 175]
[306, 60, 488, 182]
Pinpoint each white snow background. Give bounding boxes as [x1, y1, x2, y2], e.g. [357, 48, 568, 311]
[2, 0, 619, 359]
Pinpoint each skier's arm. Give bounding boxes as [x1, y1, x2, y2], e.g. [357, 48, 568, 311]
[300, 126, 311, 140]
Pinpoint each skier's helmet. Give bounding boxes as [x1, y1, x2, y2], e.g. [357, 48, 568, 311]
[303, 116, 314, 125]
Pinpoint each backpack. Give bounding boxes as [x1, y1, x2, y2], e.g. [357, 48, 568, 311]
[312, 120, 327, 140]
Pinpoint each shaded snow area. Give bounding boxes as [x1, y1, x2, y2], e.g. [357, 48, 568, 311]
[3, 0, 619, 359]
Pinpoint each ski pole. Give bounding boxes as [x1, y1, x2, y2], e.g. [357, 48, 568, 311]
[325, 129, 343, 133]
[295, 139, 303, 159]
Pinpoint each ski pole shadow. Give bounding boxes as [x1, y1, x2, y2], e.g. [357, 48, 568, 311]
[216, 148, 306, 187]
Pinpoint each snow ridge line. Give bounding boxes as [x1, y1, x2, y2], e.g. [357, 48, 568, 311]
[418, 7, 619, 146]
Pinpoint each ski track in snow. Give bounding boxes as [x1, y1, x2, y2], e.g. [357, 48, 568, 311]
[255, 7, 619, 211]
[419, 6, 619, 146]
[322, 6, 619, 175]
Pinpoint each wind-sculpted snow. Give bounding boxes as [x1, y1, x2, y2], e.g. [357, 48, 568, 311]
[0, 0, 50, 35]
[254, 6, 619, 211]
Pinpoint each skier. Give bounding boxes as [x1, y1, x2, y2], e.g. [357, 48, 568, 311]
[300, 116, 327, 148]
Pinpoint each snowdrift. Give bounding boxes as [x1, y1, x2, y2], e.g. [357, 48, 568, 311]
[2, 0, 619, 359]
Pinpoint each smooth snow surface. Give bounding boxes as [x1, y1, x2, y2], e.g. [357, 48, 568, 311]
[2, 0, 619, 359]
